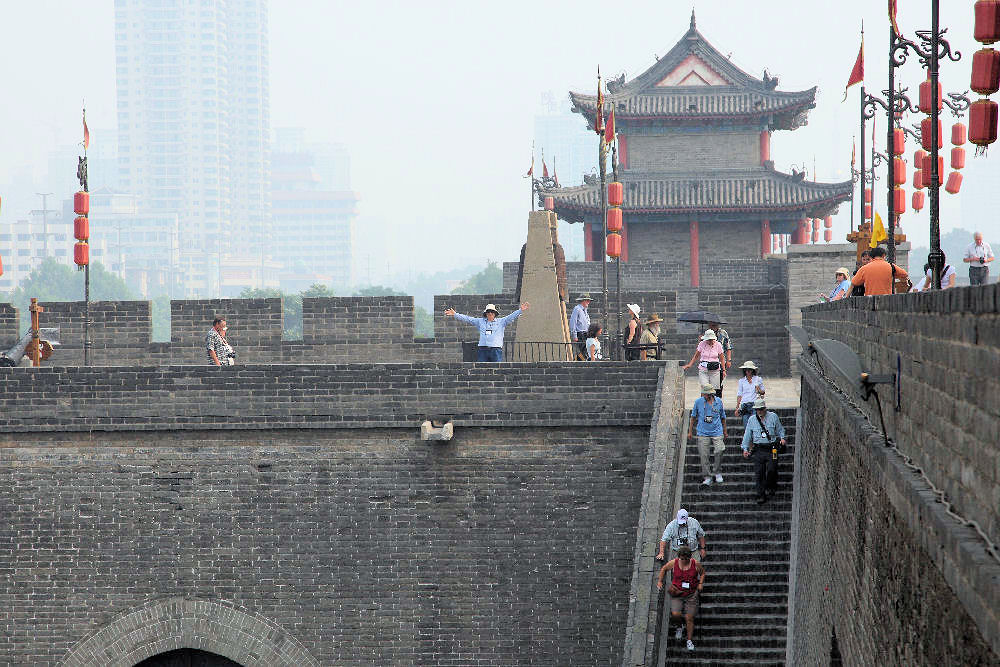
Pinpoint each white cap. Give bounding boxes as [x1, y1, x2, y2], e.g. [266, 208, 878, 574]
[627, 303, 641, 316]
[677, 509, 689, 525]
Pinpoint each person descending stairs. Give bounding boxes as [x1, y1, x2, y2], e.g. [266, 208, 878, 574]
[661, 406, 797, 665]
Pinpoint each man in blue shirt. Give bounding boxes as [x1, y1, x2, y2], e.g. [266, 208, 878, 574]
[569, 294, 592, 360]
[689, 384, 727, 486]
[445, 302, 529, 362]
[741, 398, 787, 504]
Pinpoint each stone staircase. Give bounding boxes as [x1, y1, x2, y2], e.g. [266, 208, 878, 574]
[662, 407, 797, 666]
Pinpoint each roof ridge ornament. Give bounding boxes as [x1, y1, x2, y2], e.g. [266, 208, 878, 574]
[690, 8, 696, 30]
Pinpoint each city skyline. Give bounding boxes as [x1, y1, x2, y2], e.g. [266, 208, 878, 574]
[1, 1, 999, 290]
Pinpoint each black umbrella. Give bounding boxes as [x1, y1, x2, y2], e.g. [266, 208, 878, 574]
[677, 310, 727, 325]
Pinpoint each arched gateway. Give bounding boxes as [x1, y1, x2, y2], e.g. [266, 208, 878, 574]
[59, 598, 318, 667]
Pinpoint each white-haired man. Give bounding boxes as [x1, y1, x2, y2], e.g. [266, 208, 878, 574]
[964, 231, 994, 285]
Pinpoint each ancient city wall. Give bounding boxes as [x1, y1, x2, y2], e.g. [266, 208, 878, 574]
[791, 360, 999, 664]
[793, 284, 1000, 662]
[0, 362, 676, 666]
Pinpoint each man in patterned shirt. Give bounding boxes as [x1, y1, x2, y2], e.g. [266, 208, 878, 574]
[206, 317, 234, 366]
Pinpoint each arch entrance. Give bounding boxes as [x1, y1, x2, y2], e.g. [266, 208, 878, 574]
[135, 649, 244, 667]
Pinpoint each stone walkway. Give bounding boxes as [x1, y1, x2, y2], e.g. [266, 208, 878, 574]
[683, 373, 800, 409]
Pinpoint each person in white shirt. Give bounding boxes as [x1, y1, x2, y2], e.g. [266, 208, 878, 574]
[734, 361, 766, 426]
[964, 232, 994, 285]
[912, 254, 957, 291]
[585, 323, 603, 361]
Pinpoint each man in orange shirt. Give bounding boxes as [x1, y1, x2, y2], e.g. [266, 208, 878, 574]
[850, 246, 908, 296]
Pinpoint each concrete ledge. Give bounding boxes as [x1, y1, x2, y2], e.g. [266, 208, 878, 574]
[621, 365, 686, 666]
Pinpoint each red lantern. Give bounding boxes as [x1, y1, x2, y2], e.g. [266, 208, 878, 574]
[913, 169, 924, 189]
[605, 232, 621, 258]
[921, 118, 943, 150]
[73, 216, 89, 241]
[824, 229, 832, 243]
[812, 218, 821, 232]
[946, 171, 964, 194]
[543, 196, 554, 210]
[971, 48, 1000, 95]
[864, 188, 872, 203]
[951, 146, 966, 169]
[73, 191, 89, 215]
[912, 190, 925, 211]
[811, 229, 820, 243]
[0, 253, 3, 277]
[892, 128, 905, 155]
[922, 155, 945, 185]
[970, 98, 1000, 147]
[913, 149, 927, 165]
[893, 157, 906, 185]
[919, 79, 944, 114]
[824, 216, 832, 229]
[864, 204, 872, 220]
[894, 187, 906, 215]
[975, 0, 1000, 45]
[606, 207, 623, 232]
[73, 242, 89, 266]
[607, 182, 623, 206]
[951, 123, 967, 146]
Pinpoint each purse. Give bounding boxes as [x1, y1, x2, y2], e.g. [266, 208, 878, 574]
[706, 361, 720, 371]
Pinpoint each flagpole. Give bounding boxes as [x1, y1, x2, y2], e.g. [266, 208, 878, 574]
[886, 24, 897, 265]
[859, 85, 865, 244]
[596, 67, 608, 346]
[850, 137, 856, 233]
[82, 104, 91, 366]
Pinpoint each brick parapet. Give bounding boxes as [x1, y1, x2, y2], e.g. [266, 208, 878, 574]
[801, 283, 999, 550]
[0, 362, 665, 433]
[791, 358, 1000, 663]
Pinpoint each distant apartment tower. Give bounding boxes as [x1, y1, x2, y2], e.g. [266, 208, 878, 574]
[271, 128, 358, 291]
[114, 0, 271, 296]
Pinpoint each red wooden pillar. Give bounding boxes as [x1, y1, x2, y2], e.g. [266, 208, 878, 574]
[689, 220, 700, 287]
[619, 135, 628, 168]
[760, 130, 770, 164]
[760, 219, 771, 256]
[584, 223, 594, 261]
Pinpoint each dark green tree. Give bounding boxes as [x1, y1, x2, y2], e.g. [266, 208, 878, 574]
[450, 260, 502, 294]
[7, 259, 135, 327]
[353, 284, 406, 297]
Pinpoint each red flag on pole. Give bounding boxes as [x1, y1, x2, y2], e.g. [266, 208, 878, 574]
[889, 0, 901, 37]
[542, 159, 549, 179]
[82, 107, 90, 150]
[604, 108, 616, 144]
[843, 36, 864, 101]
[525, 154, 534, 177]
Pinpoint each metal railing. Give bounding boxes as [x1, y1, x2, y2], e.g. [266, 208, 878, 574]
[460, 339, 664, 362]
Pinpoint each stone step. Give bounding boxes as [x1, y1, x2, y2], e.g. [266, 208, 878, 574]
[660, 632, 788, 649]
[663, 648, 786, 666]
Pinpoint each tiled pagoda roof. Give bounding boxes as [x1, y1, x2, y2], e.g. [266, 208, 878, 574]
[540, 168, 853, 222]
[570, 13, 816, 130]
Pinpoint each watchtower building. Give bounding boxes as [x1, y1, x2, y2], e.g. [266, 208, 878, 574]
[539, 13, 853, 286]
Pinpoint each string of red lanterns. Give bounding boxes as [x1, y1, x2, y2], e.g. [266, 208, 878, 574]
[606, 180, 623, 258]
[970, 1, 1000, 152]
[73, 191, 90, 266]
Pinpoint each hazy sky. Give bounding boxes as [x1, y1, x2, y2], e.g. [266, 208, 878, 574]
[1, 1, 998, 281]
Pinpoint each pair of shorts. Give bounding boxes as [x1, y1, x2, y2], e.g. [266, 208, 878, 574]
[669, 590, 700, 615]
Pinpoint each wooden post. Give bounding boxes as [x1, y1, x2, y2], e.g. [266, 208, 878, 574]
[29, 298, 43, 367]
[761, 219, 771, 256]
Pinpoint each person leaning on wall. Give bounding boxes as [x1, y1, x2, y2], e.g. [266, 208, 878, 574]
[206, 317, 235, 366]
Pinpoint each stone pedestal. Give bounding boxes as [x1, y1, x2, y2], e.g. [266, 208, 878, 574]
[513, 211, 572, 360]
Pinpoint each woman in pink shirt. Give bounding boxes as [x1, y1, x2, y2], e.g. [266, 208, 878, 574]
[682, 329, 725, 396]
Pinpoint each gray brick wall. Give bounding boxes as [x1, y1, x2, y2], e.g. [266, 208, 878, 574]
[0, 362, 664, 432]
[801, 283, 998, 550]
[171, 298, 283, 346]
[627, 130, 759, 171]
[0, 425, 651, 665]
[791, 361, 999, 664]
[303, 296, 413, 343]
[0, 302, 19, 350]
[627, 221, 693, 266]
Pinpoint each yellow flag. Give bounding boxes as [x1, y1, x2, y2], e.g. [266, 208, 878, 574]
[870, 211, 887, 248]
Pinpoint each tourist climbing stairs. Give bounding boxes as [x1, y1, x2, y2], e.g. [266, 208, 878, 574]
[662, 407, 797, 666]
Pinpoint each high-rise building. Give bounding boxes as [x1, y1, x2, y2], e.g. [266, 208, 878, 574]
[271, 128, 357, 291]
[114, 0, 271, 296]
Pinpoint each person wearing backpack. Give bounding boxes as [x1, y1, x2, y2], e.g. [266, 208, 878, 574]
[741, 398, 787, 504]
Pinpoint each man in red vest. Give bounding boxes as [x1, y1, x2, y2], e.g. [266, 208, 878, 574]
[657, 545, 706, 653]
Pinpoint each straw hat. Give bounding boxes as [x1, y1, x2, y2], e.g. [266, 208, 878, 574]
[753, 398, 767, 409]
[701, 384, 716, 395]
[835, 267, 851, 277]
[701, 329, 717, 341]
[739, 360, 759, 370]
[645, 313, 664, 324]
[576, 293, 593, 302]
